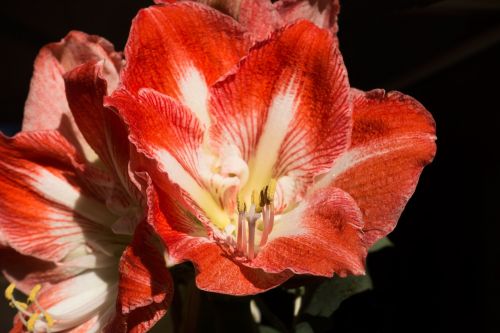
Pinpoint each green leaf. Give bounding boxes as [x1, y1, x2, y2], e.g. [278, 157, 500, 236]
[368, 237, 394, 253]
[259, 325, 282, 333]
[295, 322, 314, 333]
[304, 274, 373, 317]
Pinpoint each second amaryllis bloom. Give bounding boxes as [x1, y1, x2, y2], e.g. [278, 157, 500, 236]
[0, 32, 172, 332]
[107, 2, 436, 295]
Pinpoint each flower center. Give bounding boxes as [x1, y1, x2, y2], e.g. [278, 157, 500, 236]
[4, 283, 54, 332]
[233, 179, 276, 260]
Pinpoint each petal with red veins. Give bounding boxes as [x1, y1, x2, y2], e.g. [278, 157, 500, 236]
[148, 182, 292, 295]
[210, 20, 350, 200]
[314, 89, 437, 246]
[22, 31, 122, 162]
[0, 247, 106, 294]
[246, 187, 366, 276]
[0, 132, 117, 262]
[274, 0, 340, 34]
[107, 89, 230, 229]
[64, 61, 134, 196]
[31, 269, 118, 332]
[122, 2, 250, 127]
[237, 0, 285, 41]
[105, 222, 172, 333]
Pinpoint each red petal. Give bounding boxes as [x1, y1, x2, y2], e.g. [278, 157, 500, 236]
[210, 21, 350, 197]
[246, 187, 366, 276]
[122, 2, 250, 123]
[274, 0, 341, 34]
[64, 61, 134, 196]
[107, 89, 204, 182]
[22, 31, 122, 161]
[0, 131, 116, 262]
[237, 0, 285, 41]
[105, 221, 172, 333]
[315, 89, 437, 246]
[148, 182, 292, 295]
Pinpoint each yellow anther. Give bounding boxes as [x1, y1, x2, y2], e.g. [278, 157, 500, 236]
[237, 193, 246, 213]
[28, 284, 42, 303]
[251, 191, 262, 213]
[44, 312, 54, 328]
[266, 178, 277, 203]
[27, 313, 40, 332]
[13, 300, 28, 310]
[5, 283, 16, 301]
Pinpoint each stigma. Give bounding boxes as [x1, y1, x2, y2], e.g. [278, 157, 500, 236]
[235, 179, 276, 260]
[4, 283, 54, 332]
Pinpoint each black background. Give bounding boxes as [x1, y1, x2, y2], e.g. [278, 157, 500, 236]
[0, 0, 498, 332]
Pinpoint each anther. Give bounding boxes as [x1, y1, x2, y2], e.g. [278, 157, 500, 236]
[5, 283, 15, 301]
[13, 300, 28, 310]
[266, 178, 277, 203]
[27, 313, 40, 332]
[28, 284, 42, 304]
[251, 190, 262, 213]
[45, 312, 54, 328]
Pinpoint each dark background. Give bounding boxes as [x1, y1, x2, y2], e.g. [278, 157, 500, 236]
[0, 0, 498, 332]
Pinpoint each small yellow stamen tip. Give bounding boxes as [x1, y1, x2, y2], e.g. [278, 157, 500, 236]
[14, 300, 28, 310]
[251, 190, 258, 205]
[5, 283, 16, 301]
[44, 312, 54, 328]
[28, 284, 42, 303]
[27, 313, 40, 332]
[266, 178, 277, 202]
[237, 194, 246, 213]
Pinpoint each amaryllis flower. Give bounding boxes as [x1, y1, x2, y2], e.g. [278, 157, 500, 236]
[157, 0, 340, 41]
[107, 2, 436, 295]
[0, 31, 172, 332]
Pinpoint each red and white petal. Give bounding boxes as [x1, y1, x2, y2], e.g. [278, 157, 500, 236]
[105, 222, 173, 333]
[245, 187, 367, 277]
[274, 0, 341, 34]
[314, 89, 437, 246]
[0, 132, 117, 262]
[107, 89, 230, 229]
[23, 31, 122, 162]
[32, 269, 118, 332]
[0, 247, 106, 294]
[148, 182, 292, 295]
[122, 2, 250, 127]
[210, 20, 350, 200]
[64, 61, 135, 197]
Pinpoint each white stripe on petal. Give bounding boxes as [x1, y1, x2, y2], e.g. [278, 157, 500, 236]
[178, 65, 210, 128]
[36, 270, 118, 332]
[242, 80, 299, 199]
[155, 148, 230, 229]
[31, 168, 116, 225]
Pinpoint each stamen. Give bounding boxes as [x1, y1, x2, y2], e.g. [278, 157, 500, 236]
[28, 284, 42, 304]
[237, 211, 246, 254]
[13, 300, 29, 311]
[4, 282, 54, 332]
[236, 194, 247, 254]
[27, 313, 40, 332]
[247, 220, 256, 259]
[266, 178, 277, 203]
[44, 312, 54, 328]
[251, 190, 262, 213]
[5, 283, 15, 301]
[260, 179, 277, 247]
[247, 206, 259, 260]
